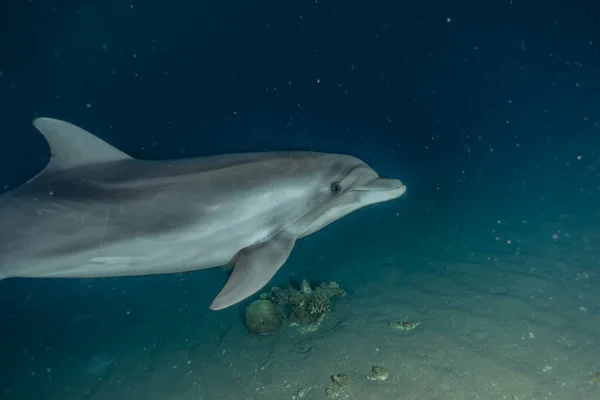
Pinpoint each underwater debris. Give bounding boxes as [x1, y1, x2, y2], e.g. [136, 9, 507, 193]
[291, 386, 313, 399]
[260, 279, 346, 333]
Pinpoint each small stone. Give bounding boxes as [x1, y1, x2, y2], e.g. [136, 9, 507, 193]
[244, 299, 285, 335]
[388, 320, 420, 331]
[331, 373, 351, 386]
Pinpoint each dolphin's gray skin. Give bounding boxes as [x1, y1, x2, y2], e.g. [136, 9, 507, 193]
[0, 118, 407, 310]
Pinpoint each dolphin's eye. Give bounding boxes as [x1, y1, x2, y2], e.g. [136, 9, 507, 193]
[330, 182, 342, 195]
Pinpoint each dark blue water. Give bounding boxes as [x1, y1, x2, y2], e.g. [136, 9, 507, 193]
[1, 1, 600, 399]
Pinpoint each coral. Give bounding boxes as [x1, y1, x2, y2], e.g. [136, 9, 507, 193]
[260, 279, 346, 332]
[367, 365, 389, 381]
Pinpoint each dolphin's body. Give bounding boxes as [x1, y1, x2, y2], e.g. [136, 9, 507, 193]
[0, 118, 406, 309]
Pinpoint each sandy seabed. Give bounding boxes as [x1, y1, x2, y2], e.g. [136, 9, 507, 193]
[2, 205, 600, 400]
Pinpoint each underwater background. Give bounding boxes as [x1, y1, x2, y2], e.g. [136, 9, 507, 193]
[1, 1, 600, 399]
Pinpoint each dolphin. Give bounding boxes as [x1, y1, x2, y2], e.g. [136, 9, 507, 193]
[0, 118, 407, 310]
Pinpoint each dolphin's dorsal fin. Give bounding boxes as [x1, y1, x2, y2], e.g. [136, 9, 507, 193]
[33, 117, 132, 171]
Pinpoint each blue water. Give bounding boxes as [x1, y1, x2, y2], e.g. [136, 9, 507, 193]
[1, 1, 600, 399]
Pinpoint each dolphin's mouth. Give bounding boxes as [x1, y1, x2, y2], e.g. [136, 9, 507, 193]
[351, 178, 406, 201]
[354, 178, 406, 192]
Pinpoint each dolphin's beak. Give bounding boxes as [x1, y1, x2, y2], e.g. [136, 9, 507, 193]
[353, 178, 407, 201]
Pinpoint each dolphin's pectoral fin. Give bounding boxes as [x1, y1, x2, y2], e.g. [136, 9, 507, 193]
[209, 233, 296, 310]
